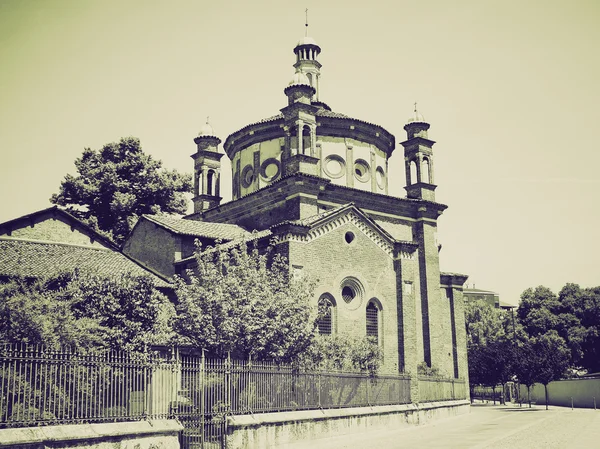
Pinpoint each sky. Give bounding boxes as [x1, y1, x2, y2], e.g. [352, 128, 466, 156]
[1, 0, 599, 305]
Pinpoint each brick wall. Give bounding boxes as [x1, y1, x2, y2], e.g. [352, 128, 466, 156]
[122, 219, 180, 278]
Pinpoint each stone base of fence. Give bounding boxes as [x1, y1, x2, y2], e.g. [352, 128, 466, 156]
[0, 420, 183, 449]
[226, 400, 470, 449]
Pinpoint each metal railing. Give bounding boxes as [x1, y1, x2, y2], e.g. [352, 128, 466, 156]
[418, 376, 467, 402]
[1, 344, 413, 447]
[0, 344, 176, 428]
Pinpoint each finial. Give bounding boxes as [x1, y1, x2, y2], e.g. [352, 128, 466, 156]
[305, 8, 308, 37]
[414, 102, 418, 119]
[206, 116, 210, 124]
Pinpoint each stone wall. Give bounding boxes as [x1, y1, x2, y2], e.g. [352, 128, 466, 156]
[0, 420, 182, 449]
[226, 400, 470, 449]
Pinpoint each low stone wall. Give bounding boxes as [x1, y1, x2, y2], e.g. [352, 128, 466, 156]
[0, 420, 183, 449]
[226, 400, 470, 449]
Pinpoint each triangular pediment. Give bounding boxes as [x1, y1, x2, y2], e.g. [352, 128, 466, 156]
[271, 203, 412, 257]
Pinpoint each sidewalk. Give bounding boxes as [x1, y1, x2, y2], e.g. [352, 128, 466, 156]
[279, 403, 600, 449]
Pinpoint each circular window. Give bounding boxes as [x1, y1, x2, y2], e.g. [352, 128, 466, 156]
[241, 165, 254, 188]
[342, 286, 355, 303]
[354, 159, 371, 183]
[345, 231, 355, 244]
[340, 277, 365, 310]
[376, 166, 385, 189]
[260, 158, 281, 182]
[323, 155, 346, 179]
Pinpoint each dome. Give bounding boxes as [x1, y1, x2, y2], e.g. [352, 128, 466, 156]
[198, 121, 216, 137]
[296, 36, 318, 47]
[288, 71, 311, 86]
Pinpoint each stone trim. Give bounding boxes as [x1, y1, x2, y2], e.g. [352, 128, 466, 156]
[0, 420, 182, 448]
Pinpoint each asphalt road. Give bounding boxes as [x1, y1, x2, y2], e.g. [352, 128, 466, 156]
[282, 403, 600, 449]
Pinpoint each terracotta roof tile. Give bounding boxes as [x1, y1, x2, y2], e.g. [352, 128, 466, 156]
[143, 215, 248, 240]
[0, 239, 170, 287]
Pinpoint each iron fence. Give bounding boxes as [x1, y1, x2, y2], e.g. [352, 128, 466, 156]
[1, 344, 415, 448]
[418, 376, 467, 402]
[0, 344, 176, 428]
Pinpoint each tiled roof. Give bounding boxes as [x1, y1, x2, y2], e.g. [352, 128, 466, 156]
[175, 229, 273, 265]
[0, 239, 170, 287]
[143, 215, 248, 240]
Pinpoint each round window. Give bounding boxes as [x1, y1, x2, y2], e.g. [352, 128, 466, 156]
[345, 231, 355, 244]
[241, 165, 254, 188]
[354, 159, 371, 183]
[340, 277, 365, 310]
[323, 155, 346, 179]
[342, 286, 355, 303]
[260, 158, 281, 182]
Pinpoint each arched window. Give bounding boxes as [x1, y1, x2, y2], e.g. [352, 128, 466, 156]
[410, 160, 418, 185]
[306, 72, 313, 87]
[302, 125, 311, 155]
[206, 170, 214, 196]
[366, 302, 379, 344]
[422, 158, 430, 184]
[317, 294, 335, 335]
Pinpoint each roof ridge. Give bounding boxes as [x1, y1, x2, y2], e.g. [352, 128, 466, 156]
[0, 236, 112, 251]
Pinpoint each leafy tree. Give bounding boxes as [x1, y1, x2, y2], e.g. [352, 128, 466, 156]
[465, 299, 516, 402]
[518, 284, 600, 372]
[512, 335, 538, 407]
[174, 241, 318, 363]
[532, 331, 570, 409]
[0, 271, 175, 352]
[51, 137, 192, 244]
[0, 276, 104, 350]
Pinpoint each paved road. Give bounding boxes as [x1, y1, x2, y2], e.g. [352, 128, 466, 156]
[282, 403, 600, 448]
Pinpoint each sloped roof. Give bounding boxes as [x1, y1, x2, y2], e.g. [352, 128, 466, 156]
[0, 238, 170, 287]
[142, 214, 249, 240]
[0, 205, 118, 249]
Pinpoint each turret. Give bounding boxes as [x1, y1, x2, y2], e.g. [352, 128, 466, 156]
[401, 111, 437, 202]
[191, 120, 223, 213]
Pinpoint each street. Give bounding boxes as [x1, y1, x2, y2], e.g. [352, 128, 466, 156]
[281, 402, 600, 448]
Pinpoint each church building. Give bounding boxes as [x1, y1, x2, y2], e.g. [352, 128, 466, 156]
[123, 35, 469, 380]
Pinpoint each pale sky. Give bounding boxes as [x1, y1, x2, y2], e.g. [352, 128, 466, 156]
[1, 0, 599, 305]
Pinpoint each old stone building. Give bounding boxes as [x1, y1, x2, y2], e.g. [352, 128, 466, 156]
[122, 35, 470, 381]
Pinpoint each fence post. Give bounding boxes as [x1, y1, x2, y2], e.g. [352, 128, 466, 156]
[318, 370, 321, 408]
[201, 349, 205, 449]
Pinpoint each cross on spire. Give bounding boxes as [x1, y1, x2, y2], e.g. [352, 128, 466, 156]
[305, 8, 308, 36]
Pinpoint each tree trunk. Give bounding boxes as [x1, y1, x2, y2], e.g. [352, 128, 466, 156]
[492, 386, 496, 405]
[544, 383, 549, 410]
[527, 385, 531, 408]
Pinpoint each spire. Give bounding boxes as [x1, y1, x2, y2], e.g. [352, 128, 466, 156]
[293, 15, 322, 102]
[305, 8, 308, 37]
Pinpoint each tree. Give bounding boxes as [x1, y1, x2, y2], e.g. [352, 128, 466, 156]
[51, 137, 192, 244]
[0, 271, 175, 352]
[174, 241, 318, 363]
[465, 299, 515, 403]
[517, 284, 600, 373]
[532, 331, 570, 410]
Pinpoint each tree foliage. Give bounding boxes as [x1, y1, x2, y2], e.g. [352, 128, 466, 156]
[51, 137, 192, 244]
[0, 271, 174, 351]
[518, 284, 600, 372]
[174, 241, 318, 363]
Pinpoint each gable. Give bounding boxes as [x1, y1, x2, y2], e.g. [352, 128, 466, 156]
[0, 208, 112, 249]
[271, 204, 400, 257]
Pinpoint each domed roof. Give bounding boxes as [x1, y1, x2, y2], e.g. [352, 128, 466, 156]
[288, 71, 311, 86]
[296, 36, 318, 47]
[198, 121, 217, 137]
